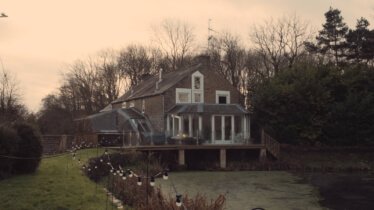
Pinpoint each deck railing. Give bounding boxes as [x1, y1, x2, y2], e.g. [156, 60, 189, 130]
[98, 131, 255, 147]
[261, 129, 281, 158]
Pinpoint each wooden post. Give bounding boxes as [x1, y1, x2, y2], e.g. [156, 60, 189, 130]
[261, 128, 265, 144]
[211, 115, 215, 144]
[260, 129, 267, 162]
[198, 115, 202, 144]
[231, 116, 235, 142]
[59, 135, 67, 152]
[178, 149, 185, 166]
[259, 148, 267, 162]
[220, 149, 226, 169]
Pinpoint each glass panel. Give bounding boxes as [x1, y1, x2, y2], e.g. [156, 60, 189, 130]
[192, 116, 198, 137]
[194, 77, 201, 89]
[234, 116, 242, 134]
[224, 116, 232, 141]
[173, 118, 180, 136]
[218, 96, 227, 104]
[183, 116, 189, 135]
[194, 93, 201, 103]
[178, 93, 189, 103]
[214, 116, 222, 140]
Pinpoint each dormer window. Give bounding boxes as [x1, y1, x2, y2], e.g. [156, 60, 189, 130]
[192, 71, 204, 103]
[216, 91, 230, 104]
[122, 102, 127, 108]
[194, 77, 201, 89]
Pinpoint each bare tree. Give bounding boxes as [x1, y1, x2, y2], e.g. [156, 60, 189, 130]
[250, 14, 313, 76]
[0, 69, 27, 123]
[59, 50, 126, 116]
[117, 45, 153, 87]
[152, 19, 195, 71]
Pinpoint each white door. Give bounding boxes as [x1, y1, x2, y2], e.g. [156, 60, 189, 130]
[212, 115, 234, 144]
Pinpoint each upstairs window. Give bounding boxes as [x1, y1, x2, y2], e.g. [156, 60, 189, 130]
[176, 88, 191, 103]
[192, 71, 204, 103]
[194, 93, 202, 103]
[122, 102, 127, 108]
[194, 77, 201, 89]
[218, 96, 227, 104]
[216, 91, 230, 104]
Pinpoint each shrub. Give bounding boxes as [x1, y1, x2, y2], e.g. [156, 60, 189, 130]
[85, 152, 144, 182]
[85, 152, 226, 209]
[0, 126, 21, 179]
[108, 175, 226, 210]
[12, 123, 43, 174]
[0, 123, 42, 179]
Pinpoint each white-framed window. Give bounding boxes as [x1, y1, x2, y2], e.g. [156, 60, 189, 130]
[129, 101, 135, 107]
[216, 90, 230, 104]
[193, 93, 202, 103]
[122, 102, 127, 108]
[141, 99, 145, 113]
[192, 71, 204, 103]
[176, 88, 191, 103]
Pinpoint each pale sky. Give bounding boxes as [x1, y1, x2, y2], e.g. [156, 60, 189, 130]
[0, 0, 373, 112]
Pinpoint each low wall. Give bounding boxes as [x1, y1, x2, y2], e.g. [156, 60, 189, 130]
[41, 135, 75, 154]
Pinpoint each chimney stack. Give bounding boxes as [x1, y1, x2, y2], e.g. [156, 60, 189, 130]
[159, 68, 163, 82]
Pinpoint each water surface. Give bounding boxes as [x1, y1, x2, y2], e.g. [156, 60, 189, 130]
[157, 171, 323, 210]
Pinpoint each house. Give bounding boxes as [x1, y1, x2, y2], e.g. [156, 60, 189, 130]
[76, 55, 250, 145]
[75, 56, 273, 168]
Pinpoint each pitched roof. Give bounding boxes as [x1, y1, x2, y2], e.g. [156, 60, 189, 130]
[112, 63, 203, 104]
[167, 104, 248, 115]
[80, 108, 144, 133]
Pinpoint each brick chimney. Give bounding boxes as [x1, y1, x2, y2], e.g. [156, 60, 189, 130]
[156, 68, 163, 91]
[193, 54, 210, 67]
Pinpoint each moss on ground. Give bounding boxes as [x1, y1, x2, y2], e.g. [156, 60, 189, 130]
[158, 171, 326, 210]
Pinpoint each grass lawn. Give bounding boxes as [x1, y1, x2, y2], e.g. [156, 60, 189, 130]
[0, 148, 114, 210]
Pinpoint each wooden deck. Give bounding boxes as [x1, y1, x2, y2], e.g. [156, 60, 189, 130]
[101, 130, 280, 169]
[108, 144, 265, 151]
[107, 143, 268, 169]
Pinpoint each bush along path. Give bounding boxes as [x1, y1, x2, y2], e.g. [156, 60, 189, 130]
[83, 150, 226, 210]
[0, 146, 114, 210]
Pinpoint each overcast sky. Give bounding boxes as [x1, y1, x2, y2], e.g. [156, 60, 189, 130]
[0, 0, 373, 111]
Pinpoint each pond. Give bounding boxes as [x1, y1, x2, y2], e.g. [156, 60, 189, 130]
[157, 171, 323, 210]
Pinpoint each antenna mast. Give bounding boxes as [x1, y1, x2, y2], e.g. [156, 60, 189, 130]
[208, 19, 216, 51]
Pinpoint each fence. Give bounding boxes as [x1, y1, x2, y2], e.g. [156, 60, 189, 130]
[261, 129, 281, 159]
[41, 135, 74, 154]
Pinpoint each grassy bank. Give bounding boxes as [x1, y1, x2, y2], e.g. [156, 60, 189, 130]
[0, 148, 113, 210]
[281, 145, 374, 172]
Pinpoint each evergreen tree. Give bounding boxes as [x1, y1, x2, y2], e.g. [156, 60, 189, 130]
[346, 18, 374, 63]
[307, 7, 348, 66]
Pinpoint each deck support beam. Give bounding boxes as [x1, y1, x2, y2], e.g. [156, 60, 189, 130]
[178, 149, 185, 166]
[259, 148, 267, 162]
[220, 149, 226, 168]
